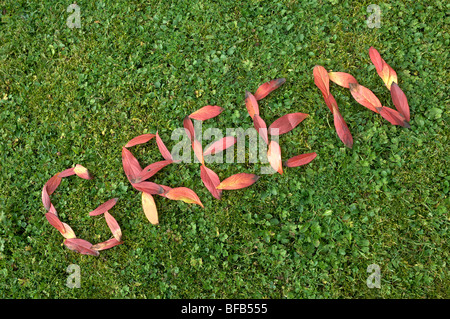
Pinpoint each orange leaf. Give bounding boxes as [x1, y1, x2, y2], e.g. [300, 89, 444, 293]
[332, 104, 353, 148]
[267, 140, 283, 175]
[245, 91, 259, 119]
[183, 116, 195, 142]
[313, 65, 330, 98]
[203, 136, 237, 156]
[349, 83, 382, 113]
[216, 173, 259, 190]
[132, 181, 165, 195]
[285, 152, 317, 167]
[89, 198, 119, 216]
[135, 160, 173, 183]
[377, 106, 410, 128]
[64, 238, 99, 256]
[73, 164, 92, 180]
[268, 113, 309, 135]
[189, 105, 223, 121]
[122, 147, 143, 183]
[157, 184, 172, 197]
[142, 192, 159, 225]
[328, 72, 358, 88]
[390, 82, 410, 122]
[253, 114, 269, 145]
[164, 187, 204, 208]
[200, 164, 222, 199]
[92, 238, 122, 251]
[156, 131, 173, 161]
[104, 211, 122, 241]
[254, 78, 286, 100]
[125, 134, 156, 148]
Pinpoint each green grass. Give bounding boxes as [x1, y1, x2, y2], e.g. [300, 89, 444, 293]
[0, 0, 448, 298]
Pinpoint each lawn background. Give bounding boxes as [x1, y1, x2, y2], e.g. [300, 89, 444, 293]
[0, 0, 448, 298]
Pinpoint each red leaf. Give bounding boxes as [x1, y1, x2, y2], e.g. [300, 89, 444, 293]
[268, 113, 309, 135]
[104, 211, 122, 241]
[45, 212, 66, 234]
[164, 187, 204, 208]
[203, 136, 237, 156]
[122, 147, 143, 183]
[125, 134, 156, 148]
[285, 152, 317, 167]
[254, 78, 286, 100]
[245, 91, 259, 119]
[328, 72, 358, 88]
[141, 192, 159, 225]
[73, 164, 93, 180]
[156, 131, 173, 161]
[253, 114, 269, 145]
[332, 105, 353, 148]
[135, 160, 173, 183]
[42, 185, 52, 211]
[157, 184, 172, 197]
[390, 82, 410, 122]
[44, 173, 62, 195]
[189, 105, 223, 121]
[323, 92, 338, 114]
[349, 83, 382, 113]
[369, 47, 397, 90]
[89, 198, 119, 216]
[313, 65, 330, 98]
[132, 181, 165, 195]
[183, 116, 195, 142]
[59, 167, 75, 178]
[92, 238, 123, 251]
[200, 165, 222, 199]
[216, 173, 259, 190]
[192, 139, 204, 165]
[377, 106, 410, 128]
[64, 238, 99, 256]
[267, 140, 283, 174]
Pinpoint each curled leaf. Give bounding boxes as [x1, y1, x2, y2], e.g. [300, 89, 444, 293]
[142, 192, 159, 225]
[216, 173, 259, 190]
[254, 78, 286, 100]
[165, 187, 204, 208]
[125, 134, 156, 148]
[268, 113, 309, 135]
[285, 152, 317, 167]
[189, 105, 223, 121]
